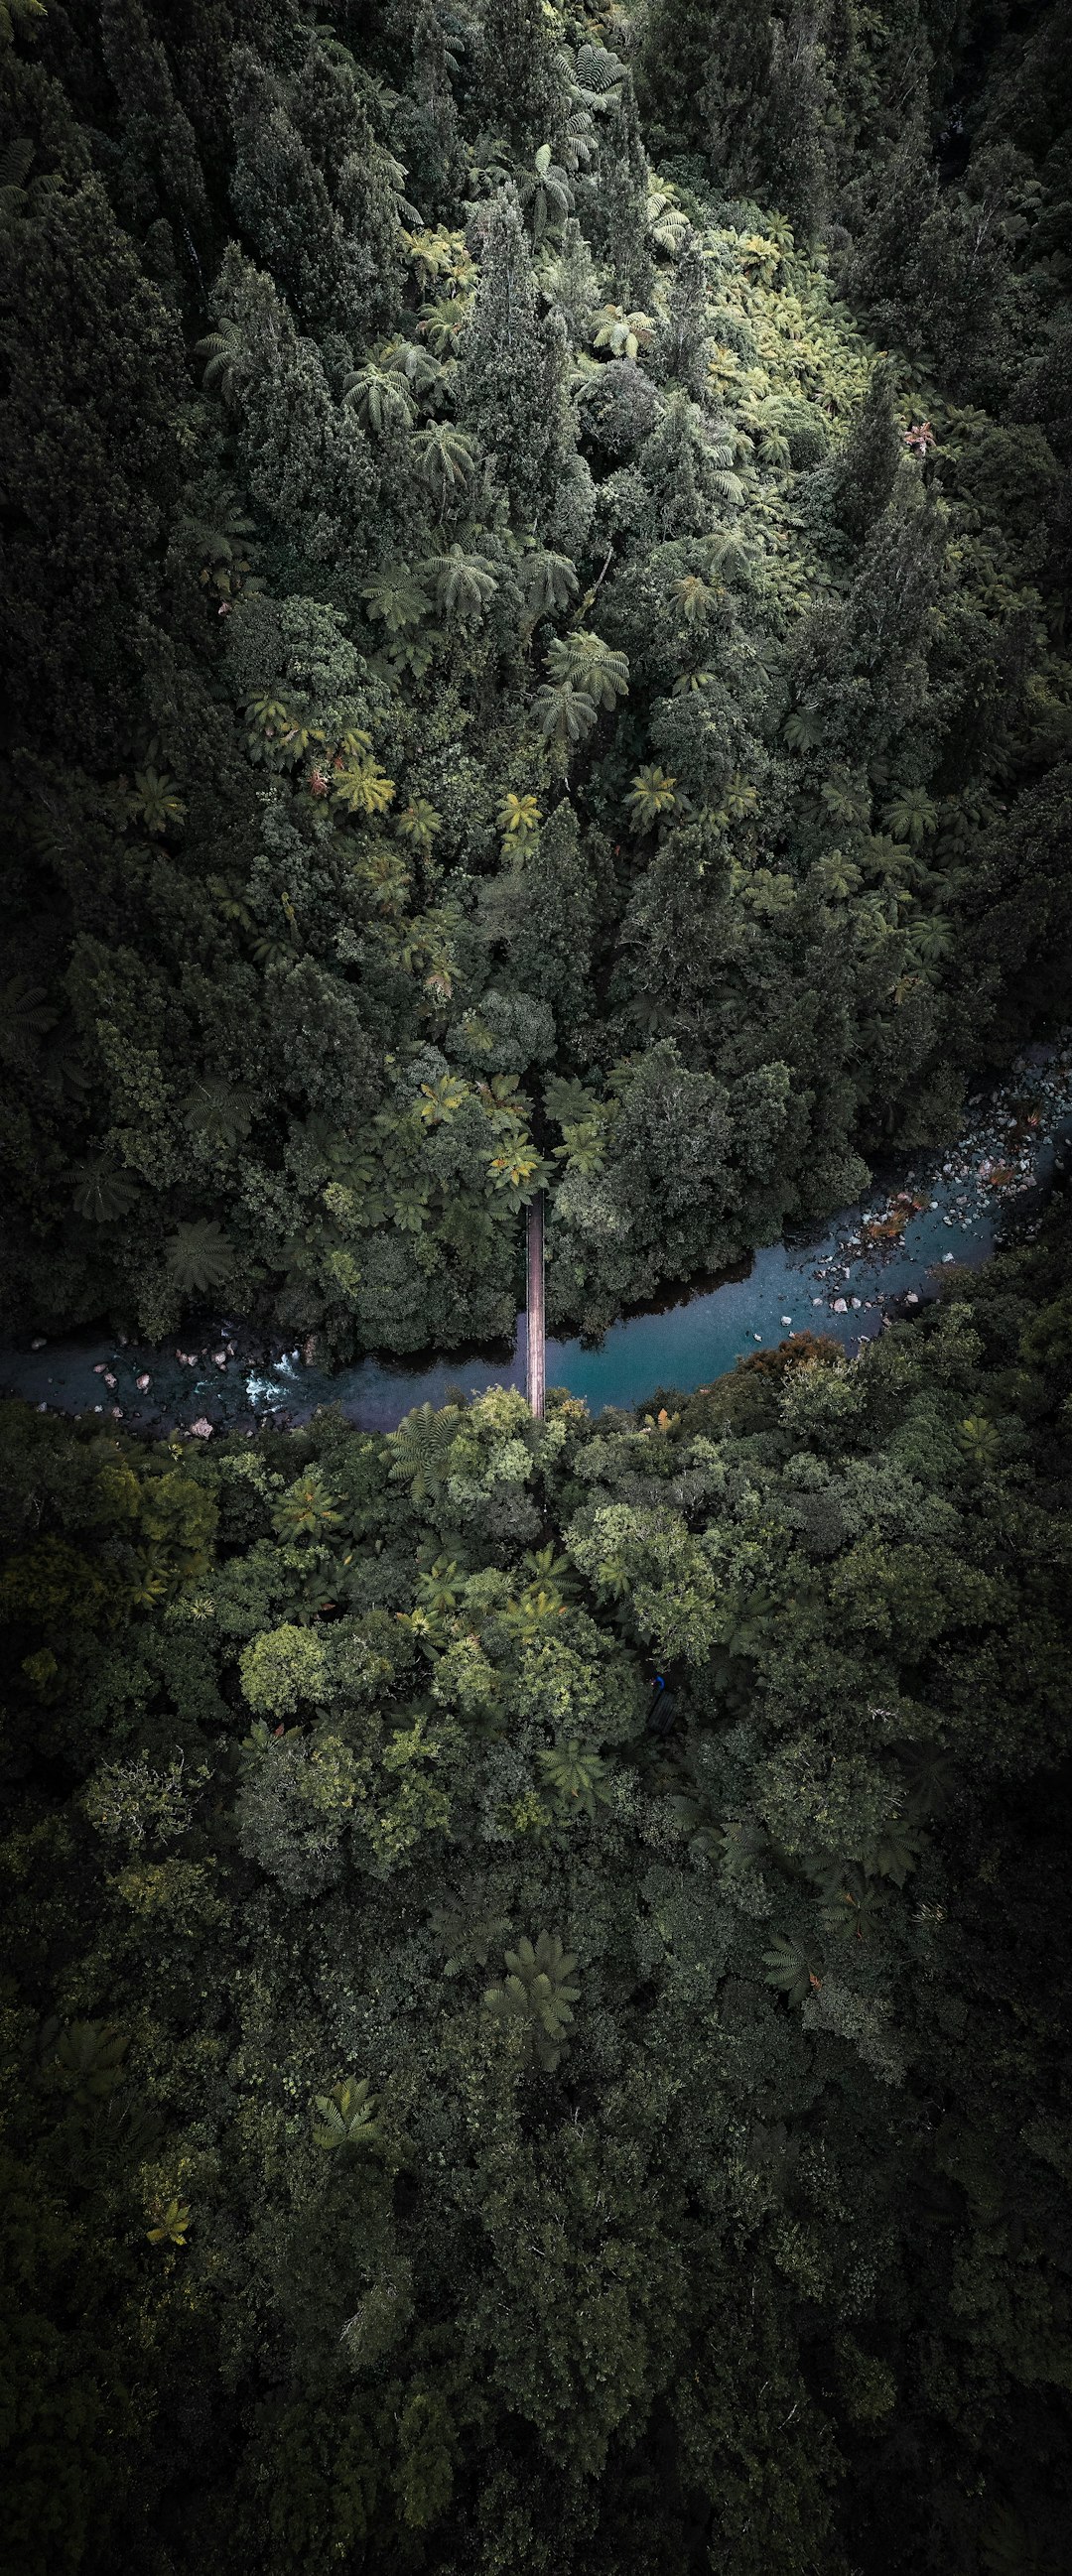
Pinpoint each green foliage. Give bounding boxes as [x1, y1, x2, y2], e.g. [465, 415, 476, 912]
[2, 1191, 1072, 2563]
[386, 1401, 461, 1500]
[165, 1221, 235, 1299]
[2, 9, 1072, 2550]
[311, 2076, 378, 2150]
[239, 1622, 331, 1716]
[1, 0, 1069, 1363]
[483, 1931, 582, 2071]
[536, 1737, 610, 1822]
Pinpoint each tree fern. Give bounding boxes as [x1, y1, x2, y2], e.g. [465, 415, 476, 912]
[385, 1401, 461, 1499]
[343, 362, 417, 435]
[545, 629, 628, 708]
[420, 544, 498, 620]
[593, 304, 654, 360]
[520, 548, 580, 619]
[311, 2077, 379, 2150]
[146, 2198, 193, 2247]
[52, 2020, 129, 2102]
[72, 1161, 140, 1224]
[396, 796, 443, 849]
[0, 135, 34, 217]
[183, 1078, 254, 1150]
[0, 974, 56, 1065]
[359, 565, 431, 633]
[883, 785, 939, 844]
[412, 423, 477, 511]
[194, 317, 245, 404]
[783, 704, 824, 751]
[573, 41, 625, 104]
[625, 765, 677, 830]
[762, 1934, 823, 2004]
[272, 1470, 343, 1544]
[532, 678, 598, 749]
[429, 1896, 511, 1979]
[165, 1219, 235, 1297]
[483, 1933, 581, 2072]
[537, 1739, 610, 1822]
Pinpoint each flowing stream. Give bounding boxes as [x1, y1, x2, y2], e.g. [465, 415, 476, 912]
[5, 1044, 1070, 1438]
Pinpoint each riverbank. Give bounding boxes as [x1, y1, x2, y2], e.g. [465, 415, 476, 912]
[5, 1040, 1070, 1439]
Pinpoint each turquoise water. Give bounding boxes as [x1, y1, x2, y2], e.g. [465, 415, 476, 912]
[5, 1050, 1070, 1437]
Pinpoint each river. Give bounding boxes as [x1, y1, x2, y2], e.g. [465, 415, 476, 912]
[5, 1044, 1070, 1438]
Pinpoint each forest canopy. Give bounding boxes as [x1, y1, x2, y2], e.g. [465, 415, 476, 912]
[2, 7, 1072, 2575]
[1, 0, 1071, 1353]
[2, 1193, 1072, 2573]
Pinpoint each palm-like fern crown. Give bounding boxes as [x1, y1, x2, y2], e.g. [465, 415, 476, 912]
[386, 1401, 462, 1496]
[545, 628, 629, 708]
[532, 677, 598, 747]
[483, 1932, 582, 2068]
[420, 544, 499, 618]
[165, 1219, 235, 1296]
[520, 548, 580, 617]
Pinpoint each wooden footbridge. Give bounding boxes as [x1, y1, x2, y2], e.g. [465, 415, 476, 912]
[526, 1191, 545, 1419]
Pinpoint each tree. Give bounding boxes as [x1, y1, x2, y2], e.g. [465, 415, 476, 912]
[488, 799, 597, 1033]
[457, 186, 562, 527]
[98, 0, 210, 268]
[165, 1218, 234, 1297]
[411, 420, 478, 513]
[599, 78, 654, 312]
[483, 1932, 581, 2071]
[392, 0, 467, 221]
[664, 227, 710, 393]
[421, 543, 498, 620]
[229, 38, 405, 345]
[208, 246, 380, 571]
[0, 174, 184, 765]
[825, 359, 903, 543]
[474, 0, 564, 154]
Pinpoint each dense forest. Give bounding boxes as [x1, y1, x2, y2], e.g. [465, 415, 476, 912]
[2, 0, 1072, 1355]
[3, 5, 1072, 2573]
[2, 1199, 1071, 2573]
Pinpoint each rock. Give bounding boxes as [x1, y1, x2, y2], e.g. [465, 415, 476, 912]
[103, 1372, 116, 1390]
[136, 1373, 151, 1392]
[851, 1297, 862, 1309]
[905, 1291, 919, 1304]
[31, 1337, 46, 1350]
[189, 1417, 213, 1438]
[812, 1296, 823, 1305]
[212, 1352, 227, 1368]
[941, 1251, 955, 1263]
[93, 1362, 105, 1374]
[833, 1297, 848, 1313]
[780, 1315, 792, 1327]
[752, 1332, 762, 1342]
